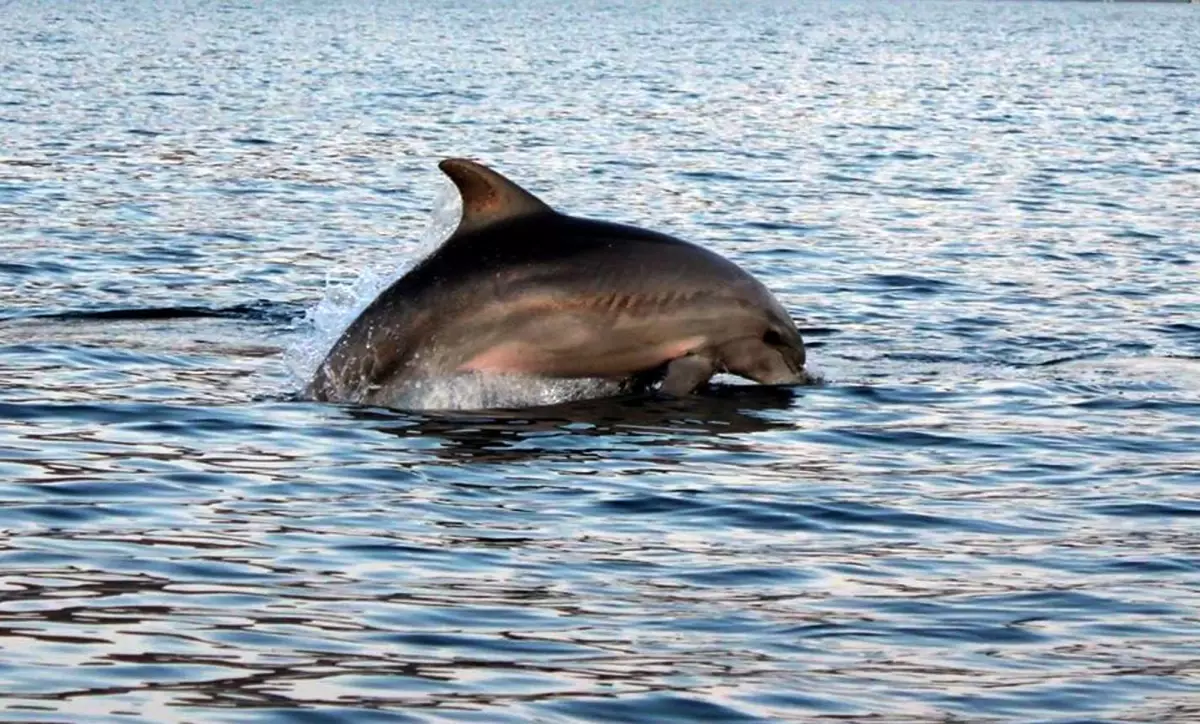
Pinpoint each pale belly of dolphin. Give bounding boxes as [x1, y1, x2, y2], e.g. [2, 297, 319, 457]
[429, 288, 751, 381]
[460, 334, 709, 378]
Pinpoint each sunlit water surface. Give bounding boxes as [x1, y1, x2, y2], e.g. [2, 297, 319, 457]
[2, 0, 1199, 721]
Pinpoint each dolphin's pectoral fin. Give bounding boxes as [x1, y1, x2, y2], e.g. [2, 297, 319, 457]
[657, 353, 718, 396]
[439, 159, 555, 238]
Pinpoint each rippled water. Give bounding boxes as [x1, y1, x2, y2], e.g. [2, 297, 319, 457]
[2, 0, 1199, 721]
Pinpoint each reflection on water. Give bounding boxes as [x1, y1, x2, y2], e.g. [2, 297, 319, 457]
[349, 384, 802, 463]
[2, 0, 1200, 721]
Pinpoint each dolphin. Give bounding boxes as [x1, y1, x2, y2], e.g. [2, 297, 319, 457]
[308, 158, 809, 406]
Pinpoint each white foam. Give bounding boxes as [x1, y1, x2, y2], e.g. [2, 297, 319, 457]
[285, 181, 460, 393]
[382, 374, 622, 411]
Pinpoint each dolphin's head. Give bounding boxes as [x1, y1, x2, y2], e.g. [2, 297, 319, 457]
[761, 319, 809, 384]
[716, 312, 810, 387]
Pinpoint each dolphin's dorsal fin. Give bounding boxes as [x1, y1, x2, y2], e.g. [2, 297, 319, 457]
[439, 158, 554, 237]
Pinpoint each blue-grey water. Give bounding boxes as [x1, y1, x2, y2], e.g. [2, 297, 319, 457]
[2, 0, 1199, 721]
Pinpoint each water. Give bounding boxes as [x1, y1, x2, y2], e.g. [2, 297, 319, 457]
[2, 0, 1199, 720]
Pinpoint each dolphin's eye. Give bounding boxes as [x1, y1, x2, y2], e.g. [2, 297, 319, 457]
[762, 329, 784, 347]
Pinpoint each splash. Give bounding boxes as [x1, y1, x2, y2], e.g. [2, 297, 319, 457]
[285, 181, 461, 392]
[383, 374, 623, 412]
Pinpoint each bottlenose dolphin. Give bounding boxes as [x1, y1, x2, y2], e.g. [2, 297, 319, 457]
[308, 159, 808, 406]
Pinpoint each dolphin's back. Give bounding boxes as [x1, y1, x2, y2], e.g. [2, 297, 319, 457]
[417, 214, 768, 303]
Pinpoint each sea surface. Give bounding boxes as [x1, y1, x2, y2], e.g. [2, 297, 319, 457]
[2, 0, 1199, 721]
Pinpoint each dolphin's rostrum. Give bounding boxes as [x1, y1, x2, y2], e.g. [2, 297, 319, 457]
[308, 159, 809, 407]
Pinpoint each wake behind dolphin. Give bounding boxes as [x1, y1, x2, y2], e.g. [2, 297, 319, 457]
[307, 159, 810, 409]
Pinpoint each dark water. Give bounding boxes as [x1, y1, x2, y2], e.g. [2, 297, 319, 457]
[2, 0, 1199, 721]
